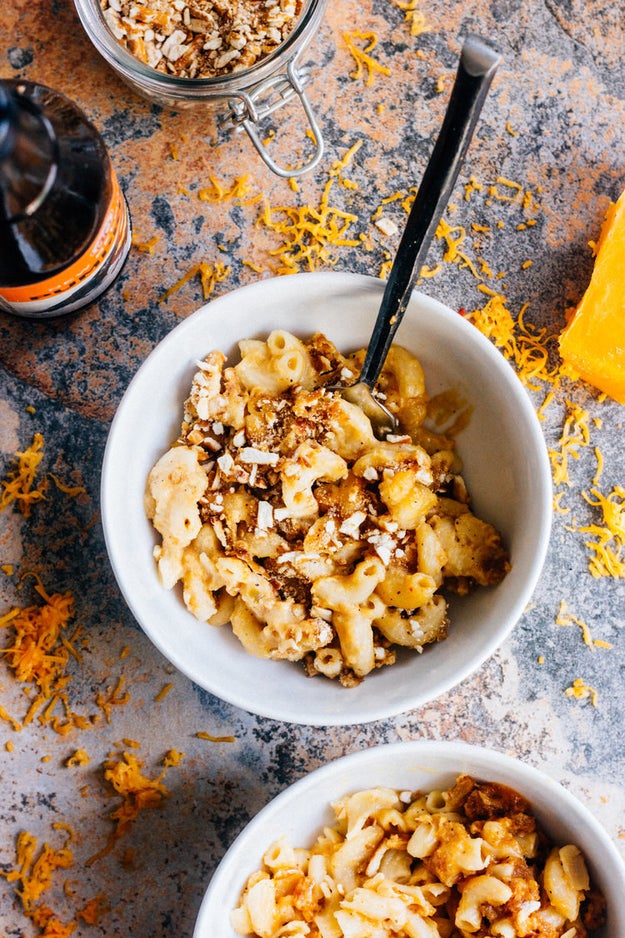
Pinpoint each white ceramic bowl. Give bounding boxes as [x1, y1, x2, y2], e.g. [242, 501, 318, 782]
[101, 271, 552, 725]
[193, 741, 624, 938]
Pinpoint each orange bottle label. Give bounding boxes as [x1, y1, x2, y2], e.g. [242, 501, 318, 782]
[1, 172, 128, 304]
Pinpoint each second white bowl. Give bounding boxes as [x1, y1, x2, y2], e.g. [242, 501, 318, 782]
[194, 741, 623, 938]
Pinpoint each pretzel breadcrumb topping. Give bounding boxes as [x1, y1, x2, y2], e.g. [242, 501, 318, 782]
[145, 330, 510, 686]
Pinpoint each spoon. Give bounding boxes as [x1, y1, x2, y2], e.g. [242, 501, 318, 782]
[335, 34, 502, 437]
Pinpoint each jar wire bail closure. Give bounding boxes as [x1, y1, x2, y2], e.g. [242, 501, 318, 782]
[223, 61, 324, 178]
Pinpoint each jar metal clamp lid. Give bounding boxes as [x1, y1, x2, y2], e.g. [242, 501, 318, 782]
[221, 61, 323, 178]
[73, 0, 327, 179]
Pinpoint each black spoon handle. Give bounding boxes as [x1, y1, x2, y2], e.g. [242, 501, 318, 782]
[358, 34, 502, 388]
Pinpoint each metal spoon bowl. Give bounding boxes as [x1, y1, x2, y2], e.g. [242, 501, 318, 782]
[332, 35, 502, 437]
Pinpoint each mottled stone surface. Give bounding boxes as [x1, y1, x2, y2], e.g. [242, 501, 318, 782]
[1, 1, 624, 935]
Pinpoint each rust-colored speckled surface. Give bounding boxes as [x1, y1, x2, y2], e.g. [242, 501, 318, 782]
[1, 1, 624, 935]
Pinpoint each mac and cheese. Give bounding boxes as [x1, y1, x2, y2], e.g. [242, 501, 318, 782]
[145, 331, 510, 685]
[231, 775, 606, 938]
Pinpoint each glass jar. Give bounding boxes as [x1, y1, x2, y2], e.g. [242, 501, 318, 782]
[73, 0, 327, 178]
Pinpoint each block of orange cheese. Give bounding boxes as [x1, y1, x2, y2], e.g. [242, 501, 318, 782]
[559, 190, 625, 404]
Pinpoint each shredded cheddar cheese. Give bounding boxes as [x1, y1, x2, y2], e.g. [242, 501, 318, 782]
[95, 675, 130, 723]
[77, 895, 107, 925]
[154, 681, 174, 702]
[2, 825, 107, 934]
[548, 401, 591, 487]
[0, 433, 47, 516]
[65, 748, 91, 768]
[553, 491, 570, 514]
[159, 260, 231, 302]
[343, 31, 390, 85]
[556, 600, 612, 650]
[435, 217, 479, 277]
[87, 751, 170, 865]
[592, 446, 604, 485]
[0, 434, 86, 515]
[393, 0, 430, 36]
[132, 233, 160, 254]
[2, 829, 74, 926]
[163, 748, 185, 767]
[197, 173, 256, 203]
[0, 575, 75, 698]
[196, 730, 236, 743]
[464, 176, 484, 200]
[579, 486, 625, 578]
[256, 144, 363, 274]
[0, 702, 21, 731]
[565, 677, 599, 707]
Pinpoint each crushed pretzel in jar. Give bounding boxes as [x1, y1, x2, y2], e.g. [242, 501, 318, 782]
[100, 0, 304, 78]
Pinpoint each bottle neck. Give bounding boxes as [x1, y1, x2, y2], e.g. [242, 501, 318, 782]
[0, 80, 59, 223]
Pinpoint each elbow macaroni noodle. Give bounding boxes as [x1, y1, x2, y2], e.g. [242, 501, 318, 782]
[145, 330, 510, 685]
[231, 775, 606, 938]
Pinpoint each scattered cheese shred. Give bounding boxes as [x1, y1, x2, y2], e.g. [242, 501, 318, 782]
[343, 31, 390, 85]
[579, 486, 625, 578]
[87, 751, 170, 866]
[196, 731, 236, 743]
[394, 0, 430, 36]
[197, 174, 255, 203]
[65, 748, 91, 768]
[132, 233, 160, 254]
[163, 748, 185, 767]
[0, 575, 75, 699]
[2, 825, 107, 935]
[159, 260, 231, 302]
[548, 400, 591, 486]
[0, 433, 47, 516]
[95, 675, 131, 723]
[565, 677, 599, 707]
[553, 491, 570, 515]
[435, 217, 479, 276]
[257, 144, 362, 274]
[0, 702, 21, 731]
[592, 446, 604, 486]
[555, 600, 612, 649]
[155, 682, 174, 702]
[2, 829, 74, 926]
[242, 259, 264, 273]
[464, 175, 484, 200]
[536, 390, 554, 422]
[0, 435, 86, 516]
[77, 895, 107, 926]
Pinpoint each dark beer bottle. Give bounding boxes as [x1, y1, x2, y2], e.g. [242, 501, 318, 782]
[0, 79, 131, 318]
